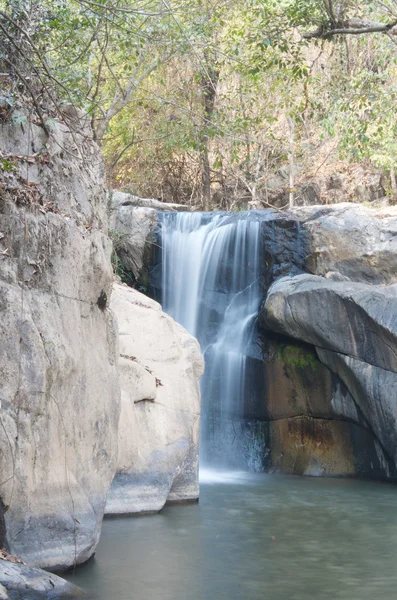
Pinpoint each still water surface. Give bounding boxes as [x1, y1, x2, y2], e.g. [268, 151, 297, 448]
[66, 473, 397, 600]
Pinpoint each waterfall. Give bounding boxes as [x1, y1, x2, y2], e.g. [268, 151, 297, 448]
[159, 211, 267, 471]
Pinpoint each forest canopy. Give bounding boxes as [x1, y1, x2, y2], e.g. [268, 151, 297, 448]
[1, 0, 397, 209]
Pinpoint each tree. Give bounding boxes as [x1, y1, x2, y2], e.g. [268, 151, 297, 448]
[3, 0, 397, 209]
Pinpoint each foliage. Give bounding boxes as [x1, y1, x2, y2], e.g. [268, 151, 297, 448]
[2, 0, 397, 208]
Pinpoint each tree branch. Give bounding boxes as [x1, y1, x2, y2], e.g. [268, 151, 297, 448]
[303, 18, 397, 39]
[94, 51, 173, 141]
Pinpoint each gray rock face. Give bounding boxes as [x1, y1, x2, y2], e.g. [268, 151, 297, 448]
[292, 203, 397, 284]
[0, 112, 120, 569]
[0, 561, 83, 599]
[261, 273, 397, 477]
[262, 274, 397, 371]
[110, 203, 157, 282]
[106, 284, 204, 515]
[109, 192, 188, 284]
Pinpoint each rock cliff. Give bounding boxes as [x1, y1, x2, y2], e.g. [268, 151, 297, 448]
[0, 102, 206, 580]
[0, 110, 120, 569]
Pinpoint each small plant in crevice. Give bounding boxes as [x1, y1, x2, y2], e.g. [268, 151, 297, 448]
[0, 158, 16, 173]
[109, 229, 136, 286]
[114, 254, 136, 288]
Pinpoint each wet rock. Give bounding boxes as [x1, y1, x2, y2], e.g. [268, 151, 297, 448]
[263, 341, 391, 478]
[267, 417, 387, 478]
[316, 349, 397, 472]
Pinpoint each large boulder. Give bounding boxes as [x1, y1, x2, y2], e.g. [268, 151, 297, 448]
[292, 203, 397, 284]
[261, 273, 397, 478]
[0, 109, 120, 569]
[106, 283, 204, 515]
[262, 274, 397, 371]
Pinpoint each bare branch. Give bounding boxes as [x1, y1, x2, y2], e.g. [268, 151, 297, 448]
[94, 51, 173, 141]
[303, 18, 397, 39]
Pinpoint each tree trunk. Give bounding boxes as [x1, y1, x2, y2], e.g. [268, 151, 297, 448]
[287, 116, 295, 209]
[201, 148, 212, 211]
[391, 168, 397, 204]
[200, 65, 219, 211]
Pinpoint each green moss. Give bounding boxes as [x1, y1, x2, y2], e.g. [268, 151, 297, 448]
[277, 344, 319, 371]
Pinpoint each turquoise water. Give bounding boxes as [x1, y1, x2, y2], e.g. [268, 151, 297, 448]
[66, 473, 397, 600]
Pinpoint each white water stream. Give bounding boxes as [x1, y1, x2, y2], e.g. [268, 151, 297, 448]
[160, 212, 264, 469]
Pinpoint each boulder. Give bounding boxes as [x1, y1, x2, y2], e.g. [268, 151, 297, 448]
[0, 109, 120, 569]
[291, 203, 397, 284]
[106, 283, 204, 515]
[262, 274, 397, 371]
[109, 192, 189, 284]
[0, 561, 83, 599]
[261, 273, 397, 477]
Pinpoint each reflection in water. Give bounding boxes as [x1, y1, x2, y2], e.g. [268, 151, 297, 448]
[66, 475, 397, 600]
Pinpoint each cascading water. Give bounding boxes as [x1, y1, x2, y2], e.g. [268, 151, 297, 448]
[159, 211, 267, 471]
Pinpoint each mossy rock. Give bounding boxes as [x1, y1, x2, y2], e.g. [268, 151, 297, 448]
[277, 343, 319, 371]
